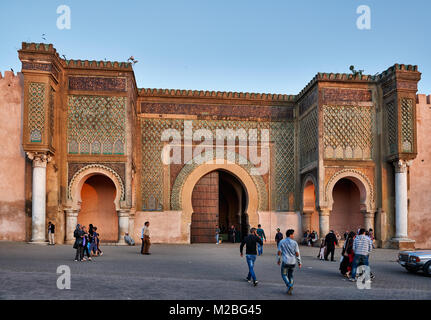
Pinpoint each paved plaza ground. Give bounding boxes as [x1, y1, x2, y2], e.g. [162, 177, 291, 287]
[0, 241, 430, 300]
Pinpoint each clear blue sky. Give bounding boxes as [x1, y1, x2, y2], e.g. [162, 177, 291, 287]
[0, 0, 430, 94]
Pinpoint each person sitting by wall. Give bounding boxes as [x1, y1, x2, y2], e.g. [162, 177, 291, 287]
[124, 232, 135, 246]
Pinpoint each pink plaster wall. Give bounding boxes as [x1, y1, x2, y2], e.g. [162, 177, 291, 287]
[133, 211, 183, 243]
[0, 72, 26, 241]
[409, 94, 431, 249]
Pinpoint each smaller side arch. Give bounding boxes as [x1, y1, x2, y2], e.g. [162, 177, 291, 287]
[68, 164, 125, 211]
[325, 169, 375, 213]
[300, 174, 318, 212]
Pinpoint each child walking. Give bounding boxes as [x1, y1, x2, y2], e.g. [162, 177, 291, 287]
[318, 239, 326, 260]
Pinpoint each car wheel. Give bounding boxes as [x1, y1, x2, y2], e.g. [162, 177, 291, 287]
[405, 266, 418, 273]
[424, 262, 431, 276]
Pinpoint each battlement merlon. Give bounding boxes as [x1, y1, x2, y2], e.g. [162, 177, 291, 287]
[18, 42, 139, 96]
[296, 64, 421, 101]
[417, 94, 431, 105]
[0, 70, 22, 82]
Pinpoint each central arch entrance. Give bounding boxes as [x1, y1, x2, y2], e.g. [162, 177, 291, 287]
[191, 170, 248, 243]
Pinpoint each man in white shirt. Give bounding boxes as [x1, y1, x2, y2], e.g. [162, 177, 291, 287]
[277, 229, 302, 295]
[141, 221, 151, 255]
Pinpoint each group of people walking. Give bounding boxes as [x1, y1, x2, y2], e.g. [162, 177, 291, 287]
[73, 224, 103, 261]
[239, 225, 375, 295]
[339, 228, 374, 282]
[240, 227, 301, 295]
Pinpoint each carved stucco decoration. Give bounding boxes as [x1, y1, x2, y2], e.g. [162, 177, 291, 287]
[171, 150, 267, 211]
[324, 169, 375, 213]
[68, 164, 125, 209]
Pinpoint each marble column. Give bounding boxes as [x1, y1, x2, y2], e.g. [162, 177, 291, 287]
[65, 209, 79, 244]
[27, 152, 51, 244]
[363, 211, 375, 232]
[128, 209, 136, 240]
[118, 209, 130, 244]
[301, 210, 313, 234]
[318, 208, 330, 239]
[393, 160, 410, 239]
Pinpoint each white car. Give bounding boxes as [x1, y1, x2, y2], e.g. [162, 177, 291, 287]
[398, 250, 431, 276]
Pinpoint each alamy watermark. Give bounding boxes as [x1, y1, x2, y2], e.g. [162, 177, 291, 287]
[160, 120, 270, 176]
[57, 5, 71, 30]
[356, 265, 372, 289]
[56, 265, 71, 290]
[356, 5, 371, 30]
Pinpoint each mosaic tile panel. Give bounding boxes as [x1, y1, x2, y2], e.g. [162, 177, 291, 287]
[386, 101, 398, 154]
[67, 95, 126, 155]
[28, 82, 46, 143]
[49, 87, 54, 147]
[323, 105, 374, 159]
[140, 118, 295, 212]
[401, 98, 414, 153]
[299, 108, 318, 168]
[271, 122, 295, 211]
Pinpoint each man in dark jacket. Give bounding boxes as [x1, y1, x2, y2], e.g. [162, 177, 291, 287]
[48, 221, 55, 245]
[324, 230, 338, 261]
[73, 224, 84, 262]
[240, 228, 263, 286]
[275, 228, 283, 245]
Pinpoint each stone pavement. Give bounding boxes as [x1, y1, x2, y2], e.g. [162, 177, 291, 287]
[0, 241, 430, 300]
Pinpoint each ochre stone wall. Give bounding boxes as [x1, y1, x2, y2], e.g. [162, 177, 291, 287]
[409, 94, 431, 249]
[0, 72, 26, 241]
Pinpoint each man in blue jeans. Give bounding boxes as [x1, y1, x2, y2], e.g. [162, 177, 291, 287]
[240, 227, 263, 286]
[277, 229, 302, 295]
[256, 224, 266, 255]
[350, 228, 373, 282]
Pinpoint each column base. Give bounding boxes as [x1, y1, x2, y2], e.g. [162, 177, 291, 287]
[28, 240, 49, 245]
[389, 238, 416, 250]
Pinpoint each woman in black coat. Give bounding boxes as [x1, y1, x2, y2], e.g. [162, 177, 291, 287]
[339, 231, 355, 277]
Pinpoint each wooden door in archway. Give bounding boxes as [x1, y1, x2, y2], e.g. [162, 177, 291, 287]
[191, 171, 219, 243]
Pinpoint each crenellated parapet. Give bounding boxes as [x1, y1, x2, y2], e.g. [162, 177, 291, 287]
[0, 70, 22, 83]
[416, 94, 431, 106]
[139, 88, 296, 102]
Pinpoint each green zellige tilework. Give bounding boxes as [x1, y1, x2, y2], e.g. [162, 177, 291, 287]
[67, 95, 126, 155]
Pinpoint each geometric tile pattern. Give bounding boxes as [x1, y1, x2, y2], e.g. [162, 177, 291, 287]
[67, 95, 126, 155]
[141, 118, 173, 211]
[386, 101, 398, 154]
[401, 98, 414, 153]
[323, 105, 374, 159]
[140, 118, 295, 212]
[299, 108, 318, 168]
[28, 82, 46, 143]
[49, 87, 54, 147]
[271, 121, 295, 211]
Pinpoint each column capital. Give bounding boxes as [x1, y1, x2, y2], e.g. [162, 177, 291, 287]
[318, 208, 330, 217]
[27, 152, 52, 168]
[393, 159, 412, 173]
[362, 211, 375, 218]
[64, 208, 79, 218]
[118, 208, 131, 217]
[302, 209, 314, 216]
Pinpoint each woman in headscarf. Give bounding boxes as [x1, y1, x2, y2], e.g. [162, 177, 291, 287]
[339, 231, 355, 277]
[73, 224, 84, 262]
